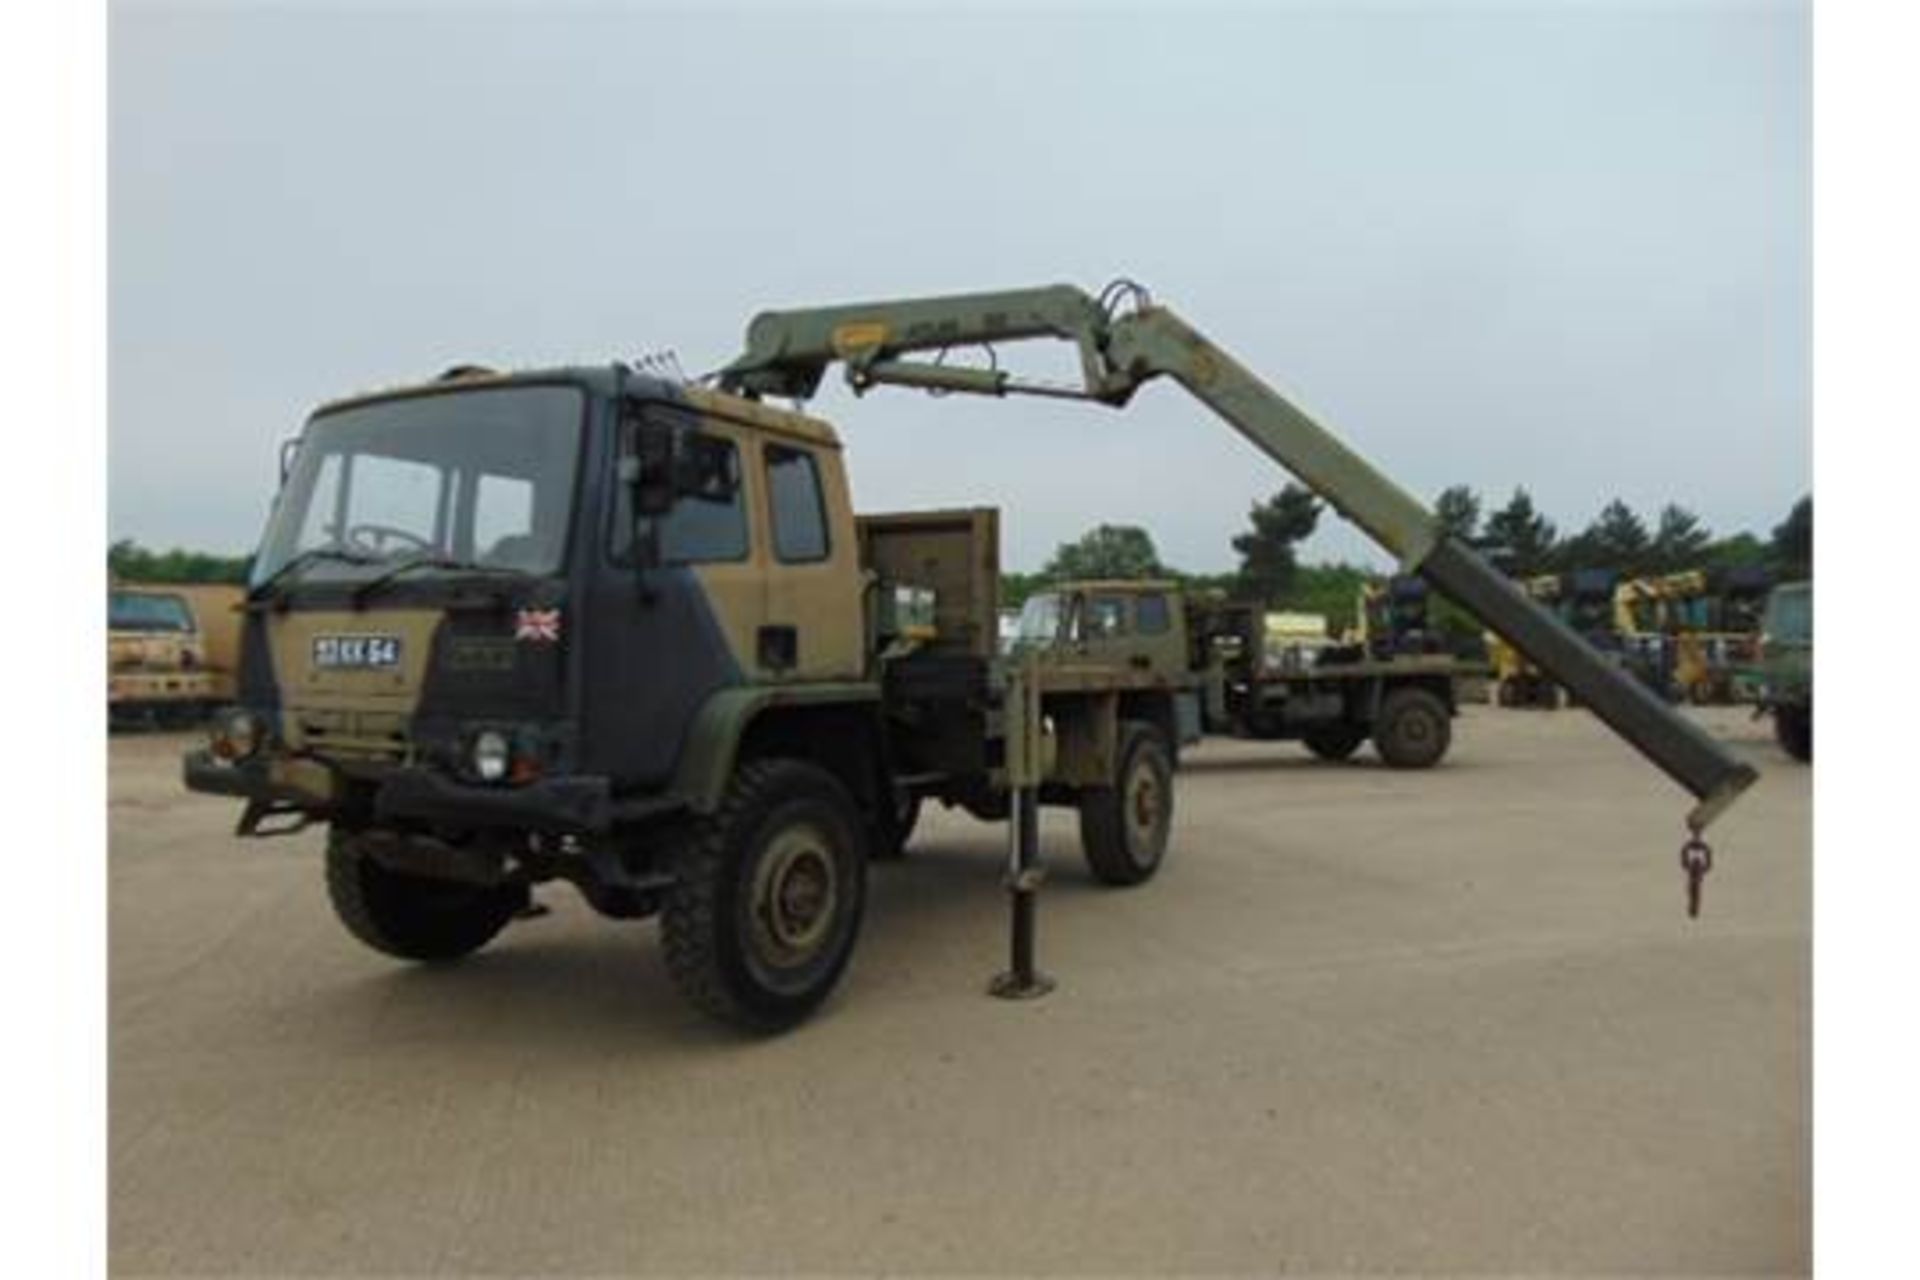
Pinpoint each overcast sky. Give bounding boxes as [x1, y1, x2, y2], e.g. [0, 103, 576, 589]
[109, 0, 1808, 573]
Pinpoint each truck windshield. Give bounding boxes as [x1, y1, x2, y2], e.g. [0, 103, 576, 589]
[110, 592, 193, 632]
[1766, 587, 1812, 643]
[253, 385, 584, 588]
[1013, 593, 1064, 647]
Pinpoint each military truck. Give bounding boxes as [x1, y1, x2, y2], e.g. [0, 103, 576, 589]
[109, 582, 240, 726]
[1014, 580, 1466, 767]
[184, 280, 1756, 1029]
[1750, 580, 1812, 761]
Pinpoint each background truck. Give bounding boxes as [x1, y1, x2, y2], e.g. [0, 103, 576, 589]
[1614, 567, 1772, 705]
[1016, 580, 1468, 768]
[184, 279, 1756, 1030]
[1488, 574, 1565, 708]
[1747, 580, 1812, 761]
[1355, 575, 1449, 658]
[109, 581, 243, 726]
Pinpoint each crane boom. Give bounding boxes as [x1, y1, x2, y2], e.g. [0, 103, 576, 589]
[718, 280, 1757, 832]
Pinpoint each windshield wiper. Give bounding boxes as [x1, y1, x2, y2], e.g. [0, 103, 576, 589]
[248, 547, 379, 605]
[348, 554, 535, 608]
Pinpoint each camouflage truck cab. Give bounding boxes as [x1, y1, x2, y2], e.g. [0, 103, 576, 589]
[186, 364, 1170, 1030]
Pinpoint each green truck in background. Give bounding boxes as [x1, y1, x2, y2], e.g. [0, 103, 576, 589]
[1012, 580, 1470, 768]
[1751, 580, 1812, 762]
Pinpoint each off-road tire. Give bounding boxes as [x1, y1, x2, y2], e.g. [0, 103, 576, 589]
[1079, 721, 1174, 887]
[1302, 724, 1367, 761]
[660, 760, 867, 1032]
[324, 828, 526, 963]
[1775, 703, 1812, 762]
[1372, 687, 1452, 769]
[870, 793, 922, 861]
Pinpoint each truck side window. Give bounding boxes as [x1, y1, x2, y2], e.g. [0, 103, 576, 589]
[766, 444, 829, 563]
[1087, 595, 1129, 638]
[1136, 592, 1171, 636]
[612, 437, 749, 564]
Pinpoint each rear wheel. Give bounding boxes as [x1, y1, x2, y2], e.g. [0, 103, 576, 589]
[1373, 687, 1452, 769]
[325, 828, 526, 963]
[1775, 703, 1812, 762]
[1302, 724, 1367, 761]
[660, 760, 867, 1032]
[1079, 721, 1174, 887]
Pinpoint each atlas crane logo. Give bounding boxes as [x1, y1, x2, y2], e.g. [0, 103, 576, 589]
[514, 608, 562, 644]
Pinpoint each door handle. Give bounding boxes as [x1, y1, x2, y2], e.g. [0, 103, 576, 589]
[758, 625, 798, 672]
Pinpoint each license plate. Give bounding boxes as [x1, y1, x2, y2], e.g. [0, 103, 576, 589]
[312, 634, 403, 671]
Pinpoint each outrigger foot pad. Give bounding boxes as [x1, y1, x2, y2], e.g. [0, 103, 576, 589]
[989, 970, 1056, 1000]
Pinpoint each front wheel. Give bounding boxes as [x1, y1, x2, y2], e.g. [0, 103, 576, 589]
[325, 828, 526, 963]
[1373, 687, 1452, 769]
[1079, 722, 1174, 887]
[660, 760, 868, 1032]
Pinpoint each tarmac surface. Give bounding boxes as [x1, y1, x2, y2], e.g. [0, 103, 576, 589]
[110, 706, 1809, 1276]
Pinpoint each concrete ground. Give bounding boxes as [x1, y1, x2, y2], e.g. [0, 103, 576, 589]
[110, 706, 1808, 1276]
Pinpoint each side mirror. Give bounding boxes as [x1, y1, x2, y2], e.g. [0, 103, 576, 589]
[625, 414, 679, 518]
[278, 437, 300, 486]
[619, 401, 741, 554]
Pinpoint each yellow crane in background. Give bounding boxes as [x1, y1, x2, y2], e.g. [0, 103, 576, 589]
[1613, 568, 1771, 704]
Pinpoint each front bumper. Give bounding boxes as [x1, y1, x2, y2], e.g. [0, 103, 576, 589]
[183, 749, 616, 832]
[111, 671, 221, 706]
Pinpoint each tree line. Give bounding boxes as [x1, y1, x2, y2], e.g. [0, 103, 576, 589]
[1440, 486, 1810, 581]
[108, 539, 251, 586]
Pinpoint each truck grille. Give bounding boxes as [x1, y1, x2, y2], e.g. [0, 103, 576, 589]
[290, 707, 412, 761]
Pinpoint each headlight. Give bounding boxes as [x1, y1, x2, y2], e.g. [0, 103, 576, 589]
[209, 708, 259, 761]
[471, 730, 511, 783]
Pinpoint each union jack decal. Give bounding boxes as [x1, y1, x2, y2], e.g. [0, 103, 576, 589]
[514, 608, 562, 644]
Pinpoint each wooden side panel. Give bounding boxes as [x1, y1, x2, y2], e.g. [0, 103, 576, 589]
[856, 507, 1000, 658]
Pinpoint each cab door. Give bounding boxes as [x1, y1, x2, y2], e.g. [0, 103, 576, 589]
[756, 438, 862, 681]
[677, 415, 770, 679]
[580, 407, 766, 787]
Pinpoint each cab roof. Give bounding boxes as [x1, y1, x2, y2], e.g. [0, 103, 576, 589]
[1045, 579, 1181, 594]
[311, 364, 842, 449]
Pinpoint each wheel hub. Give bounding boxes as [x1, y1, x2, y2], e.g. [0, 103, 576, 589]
[1128, 764, 1161, 848]
[753, 827, 838, 960]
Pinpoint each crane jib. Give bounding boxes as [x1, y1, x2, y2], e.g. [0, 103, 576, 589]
[717, 279, 1759, 833]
